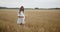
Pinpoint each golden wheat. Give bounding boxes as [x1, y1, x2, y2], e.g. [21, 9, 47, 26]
[0, 9, 60, 32]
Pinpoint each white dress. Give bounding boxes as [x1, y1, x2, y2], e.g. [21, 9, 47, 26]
[17, 11, 25, 24]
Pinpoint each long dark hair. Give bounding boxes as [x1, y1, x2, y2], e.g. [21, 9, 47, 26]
[19, 6, 24, 13]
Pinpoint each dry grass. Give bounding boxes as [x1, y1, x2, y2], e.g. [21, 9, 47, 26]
[0, 9, 60, 32]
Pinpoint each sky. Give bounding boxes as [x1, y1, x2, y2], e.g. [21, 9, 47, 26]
[0, 0, 60, 8]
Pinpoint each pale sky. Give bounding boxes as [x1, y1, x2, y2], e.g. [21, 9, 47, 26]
[0, 0, 60, 8]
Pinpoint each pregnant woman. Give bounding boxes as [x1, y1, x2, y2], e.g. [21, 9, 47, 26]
[17, 6, 25, 25]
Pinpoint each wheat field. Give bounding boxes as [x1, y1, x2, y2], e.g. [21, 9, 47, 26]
[0, 9, 60, 32]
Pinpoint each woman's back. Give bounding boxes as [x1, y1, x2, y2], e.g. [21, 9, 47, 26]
[19, 11, 24, 16]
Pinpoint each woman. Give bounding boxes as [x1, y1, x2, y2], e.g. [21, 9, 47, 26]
[17, 6, 25, 25]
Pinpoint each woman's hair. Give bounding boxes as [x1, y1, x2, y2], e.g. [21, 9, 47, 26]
[19, 6, 24, 13]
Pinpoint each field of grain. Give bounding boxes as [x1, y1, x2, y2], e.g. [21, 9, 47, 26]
[0, 9, 60, 32]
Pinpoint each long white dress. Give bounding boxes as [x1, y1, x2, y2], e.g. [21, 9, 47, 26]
[17, 11, 25, 24]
